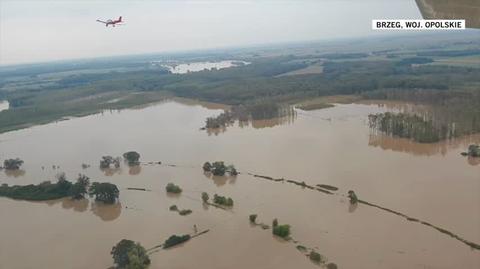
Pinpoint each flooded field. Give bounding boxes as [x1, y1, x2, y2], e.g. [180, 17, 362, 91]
[163, 60, 248, 74]
[0, 100, 479, 269]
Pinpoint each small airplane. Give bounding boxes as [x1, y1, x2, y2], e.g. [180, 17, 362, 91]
[96, 16, 124, 27]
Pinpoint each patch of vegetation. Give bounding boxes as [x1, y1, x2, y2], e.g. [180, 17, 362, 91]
[163, 234, 191, 249]
[296, 245, 307, 252]
[272, 223, 291, 238]
[100, 156, 121, 169]
[463, 144, 480, 157]
[309, 250, 323, 263]
[169, 205, 178, 211]
[368, 112, 443, 143]
[179, 209, 192, 216]
[316, 184, 338, 191]
[111, 239, 150, 269]
[89, 182, 119, 204]
[201, 192, 209, 203]
[249, 214, 257, 223]
[203, 161, 237, 176]
[0, 174, 92, 201]
[348, 190, 358, 204]
[165, 183, 182, 194]
[123, 151, 141, 166]
[326, 263, 338, 269]
[297, 103, 334, 111]
[213, 194, 234, 207]
[3, 158, 24, 170]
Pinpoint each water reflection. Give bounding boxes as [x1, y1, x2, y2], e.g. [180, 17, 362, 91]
[4, 169, 26, 177]
[203, 172, 236, 186]
[368, 130, 480, 156]
[467, 156, 480, 166]
[91, 201, 122, 221]
[128, 165, 142, 175]
[61, 198, 89, 212]
[100, 167, 122, 176]
[348, 201, 358, 213]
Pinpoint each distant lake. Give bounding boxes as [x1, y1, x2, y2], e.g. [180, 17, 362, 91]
[0, 100, 9, 112]
[163, 60, 249, 74]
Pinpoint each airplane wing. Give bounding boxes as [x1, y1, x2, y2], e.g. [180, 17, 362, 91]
[415, 0, 480, 29]
[96, 20, 107, 24]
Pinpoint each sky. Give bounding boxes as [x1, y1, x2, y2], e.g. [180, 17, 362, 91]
[0, 0, 423, 65]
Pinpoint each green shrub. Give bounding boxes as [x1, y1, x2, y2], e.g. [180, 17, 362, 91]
[163, 234, 191, 249]
[166, 183, 182, 194]
[201, 192, 209, 203]
[123, 151, 141, 166]
[111, 239, 150, 269]
[309, 250, 323, 263]
[213, 194, 234, 207]
[348, 190, 358, 204]
[89, 182, 119, 204]
[326, 263, 338, 269]
[249, 214, 257, 223]
[179, 209, 192, 216]
[202, 162, 212, 172]
[169, 205, 178, 211]
[3, 158, 23, 170]
[272, 224, 290, 238]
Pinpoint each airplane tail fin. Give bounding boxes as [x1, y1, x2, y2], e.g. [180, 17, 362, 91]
[119, 16, 122, 22]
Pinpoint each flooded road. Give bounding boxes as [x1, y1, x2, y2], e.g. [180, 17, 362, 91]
[0, 100, 479, 269]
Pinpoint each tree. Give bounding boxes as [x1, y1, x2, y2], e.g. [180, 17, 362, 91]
[100, 156, 121, 169]
[89, 182, 119, 203]
[201, 192, 209, 203]
[272, 224, 290, 238]
[468, 144, 480, 157]
[165, 183, 182, 194]
[227, 165, 238, 176]
[272, 218, 278, 227]
[249, 214, 257, 223]
[211, 161, 226, 176]
[348, 190, 358, 204]
[70, 174, 90, 199]
[202, 162, 212, 172]
[111, 239, 150, 269]
[309, 251, 323, 263]
[123, 151, 140, 166]
[3, 158, 24, 170]
[213, 194, 234, 207]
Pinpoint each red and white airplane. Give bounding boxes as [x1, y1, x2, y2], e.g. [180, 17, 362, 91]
[96, 16, 124, 27]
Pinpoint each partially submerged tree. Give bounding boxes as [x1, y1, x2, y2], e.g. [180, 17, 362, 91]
[70, 174, 90, 199]
[202, 162, 212, 172]
[309, 250, 323, 263]
[123, 151, 141, 166]
[273, 224, 291, 238]
[213, 194, 233, 207]
[89, 182, 119, 204]
[111, 239, 150, 269]
[201, 192, 209, 203]
[100, 156, 121, 169]
[165, 183, 182, 194]
[467, 144, 480, 157]
[348, 190, 358, 204]
[211, 161, 226, 176]
[3, 158, 24, 170]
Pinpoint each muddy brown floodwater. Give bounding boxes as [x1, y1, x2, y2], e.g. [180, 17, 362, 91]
[0, 99, 479, 269]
